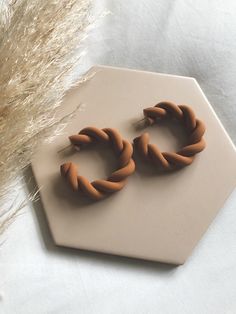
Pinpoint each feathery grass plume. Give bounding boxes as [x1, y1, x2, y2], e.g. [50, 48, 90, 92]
[0, 0, 92, 233]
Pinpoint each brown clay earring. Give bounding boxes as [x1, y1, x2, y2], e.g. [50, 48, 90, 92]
[133, 101, 206, 171]
[60, 127, 135, 201]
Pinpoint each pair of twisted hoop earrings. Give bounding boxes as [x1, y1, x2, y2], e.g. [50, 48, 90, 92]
[61, 101, 206, 201]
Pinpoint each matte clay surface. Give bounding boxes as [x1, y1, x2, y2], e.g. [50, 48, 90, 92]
[134, 101, 206, 170]
[31, 65, 236, 265]
[61, 127, 135, 200]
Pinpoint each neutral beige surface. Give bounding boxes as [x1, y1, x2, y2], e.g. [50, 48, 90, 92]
[31, 65, 236, 265]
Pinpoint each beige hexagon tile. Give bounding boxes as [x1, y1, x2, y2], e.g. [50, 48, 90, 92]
[31, 66, 236, 265]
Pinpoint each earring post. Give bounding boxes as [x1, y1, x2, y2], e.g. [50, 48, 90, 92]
[57, 144, 72, 153]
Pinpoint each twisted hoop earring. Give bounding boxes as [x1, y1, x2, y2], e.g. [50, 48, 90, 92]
[133, 101, 206, 171]
[61, 127, 135, 201]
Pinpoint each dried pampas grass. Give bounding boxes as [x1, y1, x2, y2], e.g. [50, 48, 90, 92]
[0, 0, 93, 232]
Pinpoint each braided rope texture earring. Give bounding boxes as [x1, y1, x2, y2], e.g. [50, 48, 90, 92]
[133, 101, 206, 170]
[60, 127, 135, 201]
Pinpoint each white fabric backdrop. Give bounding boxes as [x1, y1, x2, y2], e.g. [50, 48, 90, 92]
[1, 1, 236, 313]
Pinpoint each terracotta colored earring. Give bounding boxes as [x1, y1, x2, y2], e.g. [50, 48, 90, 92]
[133, 101, 206, 171]
[60, 127, 135, 201]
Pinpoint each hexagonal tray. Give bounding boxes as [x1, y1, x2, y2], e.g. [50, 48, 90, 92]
[31, 65, 236, 264]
